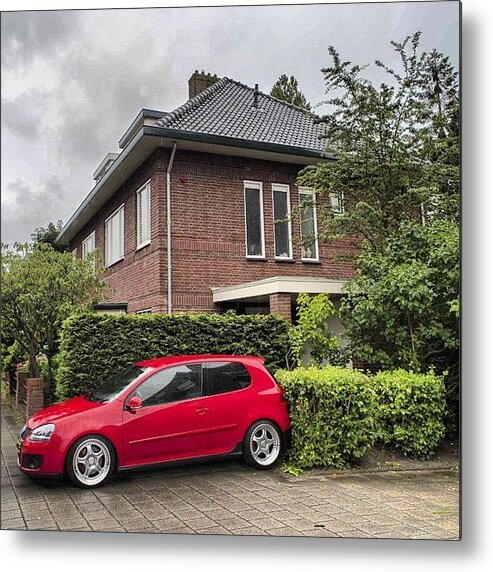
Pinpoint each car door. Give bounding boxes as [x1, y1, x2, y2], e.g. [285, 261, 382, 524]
[203, 361, 253, 455]
[121, 363, 210, 467]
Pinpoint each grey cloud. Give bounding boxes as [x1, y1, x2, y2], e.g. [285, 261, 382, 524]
[1, 11, 81, 68]
[1, 89, 49, 139]
[1, 176, 68, 245]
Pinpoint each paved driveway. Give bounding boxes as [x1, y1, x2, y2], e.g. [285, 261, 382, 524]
[1, 405, 459, 539]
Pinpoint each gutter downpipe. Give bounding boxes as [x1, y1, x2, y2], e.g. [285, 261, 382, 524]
[167, 143, 177, 314]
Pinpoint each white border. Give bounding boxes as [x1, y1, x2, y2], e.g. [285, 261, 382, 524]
[243, 180, 265, 259]
[136, 180, 151, 250]
[272, 183, 293, 260]
[298, 186, 319, 261]
[104, 204, 125, 267]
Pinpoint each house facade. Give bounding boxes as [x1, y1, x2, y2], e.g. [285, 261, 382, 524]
[58, 72, 355, 324]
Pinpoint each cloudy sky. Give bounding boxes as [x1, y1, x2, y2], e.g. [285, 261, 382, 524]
[1, 1, 460, 244]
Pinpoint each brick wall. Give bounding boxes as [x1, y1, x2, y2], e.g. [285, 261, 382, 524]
[70, 147, 356, 314]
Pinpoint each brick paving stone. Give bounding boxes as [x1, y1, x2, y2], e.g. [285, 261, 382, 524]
[1, 404, 460, 539]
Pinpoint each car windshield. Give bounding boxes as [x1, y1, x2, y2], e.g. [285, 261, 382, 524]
[86, 366, 150, 403]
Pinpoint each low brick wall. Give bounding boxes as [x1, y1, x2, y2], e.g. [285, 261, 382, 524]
[26, 378, 44, 419]
[15, 372, 45, 420]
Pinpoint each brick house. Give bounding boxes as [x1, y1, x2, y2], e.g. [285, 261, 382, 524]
[57, 71, 355, 325]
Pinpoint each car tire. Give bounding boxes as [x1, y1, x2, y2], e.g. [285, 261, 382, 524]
[66, 435, 116, 488]
[243, 420, 283, 470]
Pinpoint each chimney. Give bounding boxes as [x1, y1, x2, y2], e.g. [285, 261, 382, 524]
[253, 83, 259, 108]
[188, 70, 219, 99]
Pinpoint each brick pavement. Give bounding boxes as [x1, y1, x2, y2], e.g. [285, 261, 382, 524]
[1, 404, 460, 539]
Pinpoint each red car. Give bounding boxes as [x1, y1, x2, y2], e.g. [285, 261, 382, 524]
[18, 355, 290, 488]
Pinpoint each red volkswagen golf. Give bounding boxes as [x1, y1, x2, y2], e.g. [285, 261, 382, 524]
[18, 355, 290, 488]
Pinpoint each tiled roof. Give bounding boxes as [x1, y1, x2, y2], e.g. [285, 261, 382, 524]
[154, 77, 327, 153]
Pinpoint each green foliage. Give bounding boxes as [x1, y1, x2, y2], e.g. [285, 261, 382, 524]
[276, 366, 377, 469]
[270, 74, 311, 111]
[1, 243, 106, 398]
[55, 311, 290, 399]
[339, 220, 459, 429]
[31, 220, 67, 253]
[298, 32, 459, 252]
[1, 341, 25, 374]
[288, 293, 348, 367]
[371, 370, 446, 459]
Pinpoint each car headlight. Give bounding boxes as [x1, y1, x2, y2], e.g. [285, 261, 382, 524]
[29, 423, 55, 442]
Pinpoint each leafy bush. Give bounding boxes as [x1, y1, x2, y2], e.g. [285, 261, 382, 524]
[288, 293, 349, 367]
[371, 370, 446, 459]
[276, 366, 377, 469]
[55, 311, 290, 399]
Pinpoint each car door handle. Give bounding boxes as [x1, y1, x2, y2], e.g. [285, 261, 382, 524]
[196, 407, 208, 415]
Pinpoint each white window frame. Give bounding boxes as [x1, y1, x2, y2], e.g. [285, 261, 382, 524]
[329, 190, 345, 215]
[272, 183, 293, 260]
[105, 204, 125, 267]
[243, 181, 265, 259]
[136, 180, 151, 250]
[82, 231, 96, 260]
[299, 187, 319, 262]
[136, 308, 152, 315]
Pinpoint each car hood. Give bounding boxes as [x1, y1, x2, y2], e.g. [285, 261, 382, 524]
[27, 396, 104, 428]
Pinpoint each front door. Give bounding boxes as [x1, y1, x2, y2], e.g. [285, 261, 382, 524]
[121, 363, 210, 467]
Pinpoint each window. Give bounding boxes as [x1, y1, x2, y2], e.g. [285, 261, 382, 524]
[272, 184, 292, 259]
[135, 364, 202, 407]
[105, 205, 124, 266]
[136, 181, 151, 248]
[204, 362, 251, 396]
[329, 191, 344, 215]
[244, 181, 265, 258]
[136, 308, 152, 315]
[299, 188, 319, 261]
[82, 231, 96, 259]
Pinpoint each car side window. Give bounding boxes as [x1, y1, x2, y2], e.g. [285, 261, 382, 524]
[204, 362, 251, 396]
[135, 364, 202, 406]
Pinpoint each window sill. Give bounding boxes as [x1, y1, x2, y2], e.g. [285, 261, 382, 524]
[245, 256, 267, 261]
[105, 256, 124, 268]
[301, 258, 321, 265]
[275, 257, 295, 263]
[136, 240, 151, 252]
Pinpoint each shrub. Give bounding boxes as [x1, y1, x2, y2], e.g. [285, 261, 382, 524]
[55, 311, 290, 399]
[288, 293, 348, 367]
[371, 369, 446, 459]
[276, 366, 377, 469]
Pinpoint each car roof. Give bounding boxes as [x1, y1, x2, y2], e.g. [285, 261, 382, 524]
[135, 354, 266, 369]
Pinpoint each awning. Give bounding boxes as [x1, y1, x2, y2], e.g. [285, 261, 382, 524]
[211, 276, 347, 304]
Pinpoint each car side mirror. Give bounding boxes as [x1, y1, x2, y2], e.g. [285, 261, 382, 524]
[126, 395, 143, 412]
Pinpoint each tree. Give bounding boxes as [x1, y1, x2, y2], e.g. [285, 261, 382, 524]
[1, 243, 107, 398]
[270, 74, 312, 111]
[31, 220, 67, 253]
[297, 32, 459, 253]
[298, 33, 459, 432]
[339, 220, 459, 428]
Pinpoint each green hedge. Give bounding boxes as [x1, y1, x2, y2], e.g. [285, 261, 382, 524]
[55, 311, 289, 399]
[371, 370, 446, 459]
[276, 366, 377, 470]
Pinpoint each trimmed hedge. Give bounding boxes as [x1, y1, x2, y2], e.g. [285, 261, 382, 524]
[55, 311, 289, 399]
[276, 366, 377, 470]
[371, 370, 446, 459]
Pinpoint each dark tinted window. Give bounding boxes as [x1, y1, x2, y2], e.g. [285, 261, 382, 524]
[135, 364, 202, 406]
[87, 366, 149, 403]
[205, 362, 251, 396]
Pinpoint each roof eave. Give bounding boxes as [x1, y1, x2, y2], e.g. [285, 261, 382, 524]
[143, 125, 333, 161]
